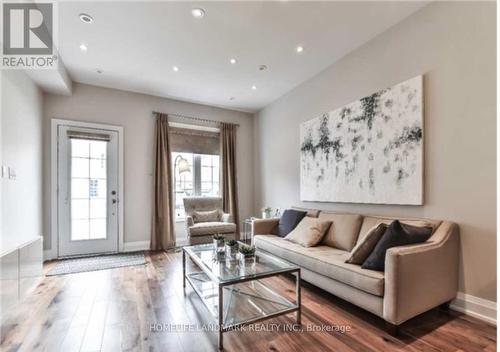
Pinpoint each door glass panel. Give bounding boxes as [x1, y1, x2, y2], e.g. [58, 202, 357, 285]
[90, 219, 106, 239]
[90, 179, 106, 198]
[71, 199, 89, 219]
[71, 158, 89, 178]
[90, 199, 106, 218]
[72, 219, 89, 240]
[90, 141, 107, 159]
[71, 139, 90, 158]
[72, 179, 89, 198]
[90, 159, 107, 179]
[71, 139, 108, 241]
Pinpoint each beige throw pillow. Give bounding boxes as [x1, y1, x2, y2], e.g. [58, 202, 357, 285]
[193, 209, 220, 223]
[284, 217, 332, 247]
[345, 223, 388, 264]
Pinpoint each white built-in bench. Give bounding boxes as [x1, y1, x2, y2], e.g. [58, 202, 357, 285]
[0, 236, 43, 320]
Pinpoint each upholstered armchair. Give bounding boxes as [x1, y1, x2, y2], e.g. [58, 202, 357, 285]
[183, 197, 236, 245]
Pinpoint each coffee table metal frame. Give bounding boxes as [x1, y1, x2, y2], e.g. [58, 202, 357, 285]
[182, 245, 301, 350]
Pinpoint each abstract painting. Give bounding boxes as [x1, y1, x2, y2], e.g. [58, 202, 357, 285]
[300, 75, 423, 205]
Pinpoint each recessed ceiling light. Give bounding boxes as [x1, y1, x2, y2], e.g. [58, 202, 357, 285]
[251, 85, 257, 90]
[79, 43, 88, 51]
[79, 13, 94, 24]
[191, 8, 205, 18]
[259, 64, 268, 71]
[296, 45, 304, 53]
[230, 58, 237, 64]
[173, 66, 179, 72]
[96, 69, 103, 74]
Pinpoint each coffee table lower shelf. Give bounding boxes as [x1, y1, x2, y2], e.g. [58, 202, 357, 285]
[183, 254, 301, 350]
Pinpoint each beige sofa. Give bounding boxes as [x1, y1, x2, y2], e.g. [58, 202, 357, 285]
[183, 197, 236, 245]
[252, 208, 459, 333]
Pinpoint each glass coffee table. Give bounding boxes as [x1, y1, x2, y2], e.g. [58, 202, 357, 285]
[183, 243, 301, 350]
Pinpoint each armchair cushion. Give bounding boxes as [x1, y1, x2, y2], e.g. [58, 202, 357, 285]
[193, 209, 220, 223]
[362, 220, 433, 271]
[188, 222, 236, 237]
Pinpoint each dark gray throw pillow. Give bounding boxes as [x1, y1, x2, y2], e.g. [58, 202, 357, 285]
[361, 220, 433, 271]
[271, 209, 307, 237]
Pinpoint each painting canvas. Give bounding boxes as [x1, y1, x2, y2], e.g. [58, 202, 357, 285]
[300, 75, 423, 205]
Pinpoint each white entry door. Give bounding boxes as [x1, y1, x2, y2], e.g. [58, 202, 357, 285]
[58, 125, 119, 257]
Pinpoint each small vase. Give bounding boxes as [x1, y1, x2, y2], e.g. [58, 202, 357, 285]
[225, 244, 238, 259]
[237, 252, 256, 266]
[213, 239, 224, 253]
[225, 257, 237, 269]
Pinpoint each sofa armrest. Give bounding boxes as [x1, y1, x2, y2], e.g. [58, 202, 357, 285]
[186, 216, 194, 227]
[252, 218, 279, 236]
[383, 222, 459, 325]
[221, 213, 233, 223]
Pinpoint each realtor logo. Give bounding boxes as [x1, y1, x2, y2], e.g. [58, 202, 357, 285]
[2, 2, 58, 69]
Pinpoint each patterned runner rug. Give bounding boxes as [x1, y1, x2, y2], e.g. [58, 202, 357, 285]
[46, 252, 146, 276]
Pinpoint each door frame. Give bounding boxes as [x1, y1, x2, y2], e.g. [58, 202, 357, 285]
[49, 118, 124, 259]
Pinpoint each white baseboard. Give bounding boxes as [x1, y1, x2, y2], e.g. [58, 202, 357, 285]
[122, 241, 150, 252]
[451, 292, 497, 325]
[43, 249, 57, 261]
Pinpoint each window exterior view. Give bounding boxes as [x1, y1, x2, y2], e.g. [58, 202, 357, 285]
[172, 152, 220, 220]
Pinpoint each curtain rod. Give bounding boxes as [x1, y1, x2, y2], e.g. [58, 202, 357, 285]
[152, 111, 240, 127]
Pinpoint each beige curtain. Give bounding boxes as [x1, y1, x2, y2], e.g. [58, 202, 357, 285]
[151, 113, 176, 250]
[220, 122, 240, 235]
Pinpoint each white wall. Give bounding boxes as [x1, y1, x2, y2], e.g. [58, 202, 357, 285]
[43, 83, 254, 251]
[254, 2, 496, 302]
[1, 71, 44, 252]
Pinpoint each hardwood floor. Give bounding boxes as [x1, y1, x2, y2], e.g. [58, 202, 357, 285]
[1, 251, 496, 352]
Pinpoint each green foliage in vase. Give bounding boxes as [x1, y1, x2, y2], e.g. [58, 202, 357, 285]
[225, 239, 238, 247]
[238, 244, 256, 256]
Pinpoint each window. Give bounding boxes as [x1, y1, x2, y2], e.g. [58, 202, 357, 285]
[172, 152, 220, 221]
[201, 154, 220, 196]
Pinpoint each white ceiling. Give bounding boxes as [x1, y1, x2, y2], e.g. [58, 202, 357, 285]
[57, 1, 429, 112]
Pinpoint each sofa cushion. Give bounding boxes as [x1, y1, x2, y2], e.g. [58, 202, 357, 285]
[271, 209, 307, 237]
[284, 217, 332, 247]
[254, 235, 384, 296]
[346, 223, 388, 265]
[193, 209, 220, 223]
[291, 206, 320, 218]
[189, 222, 236, 236]
[317, 212, 363, 251]
[362, 220, 433, 271]
[357, 215, 441, 246]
